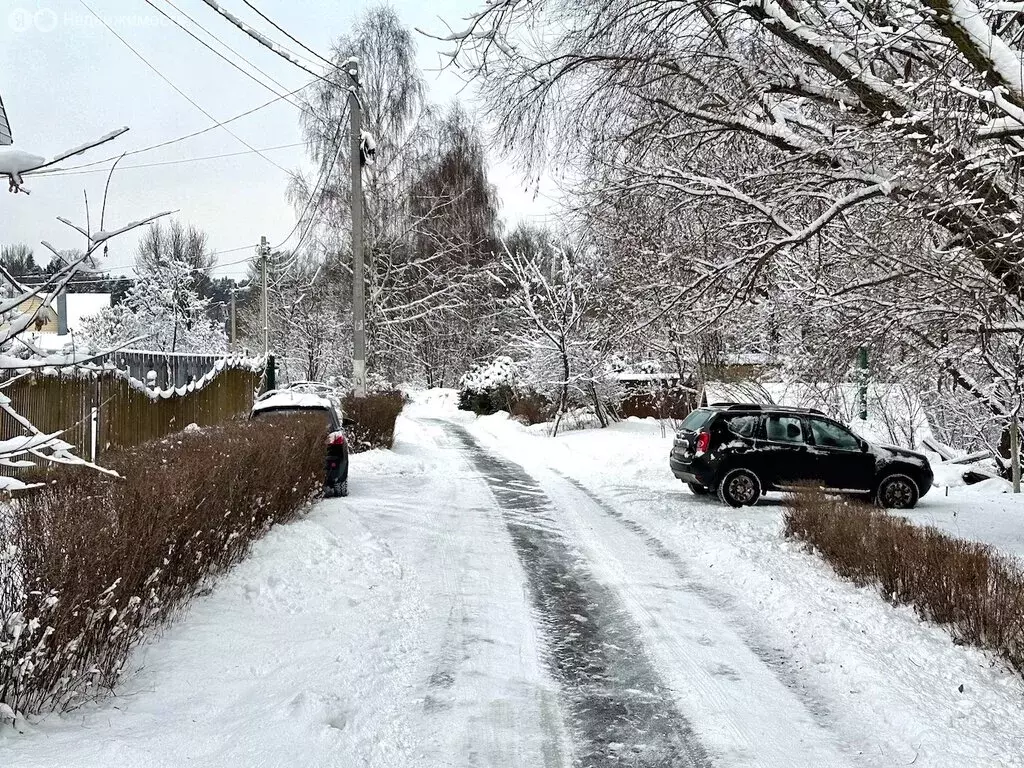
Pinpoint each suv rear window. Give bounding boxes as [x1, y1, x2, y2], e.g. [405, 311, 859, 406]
[720, 414, 759, 438]
[678, 409, 713, 431]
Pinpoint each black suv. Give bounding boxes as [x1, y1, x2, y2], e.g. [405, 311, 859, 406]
[669, 404, 933, 508]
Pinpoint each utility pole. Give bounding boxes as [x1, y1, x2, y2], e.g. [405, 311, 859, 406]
[229, 286, 237, 346]
[57, 291, 68, 335]
[260, 235, 270, 359]
[348, 57, 367, 398]
[1013, 412, 1021, 494]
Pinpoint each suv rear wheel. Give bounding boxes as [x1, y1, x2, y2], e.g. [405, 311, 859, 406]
[718, 468, 761, 507]
[876, 474, 919, 509]
[687, 482, 709, 495]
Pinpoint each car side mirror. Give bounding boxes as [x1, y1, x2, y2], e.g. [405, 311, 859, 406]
[860, 440, 869, 452]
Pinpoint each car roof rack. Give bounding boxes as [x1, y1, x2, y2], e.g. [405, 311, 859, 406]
[709, 402, 826, 416]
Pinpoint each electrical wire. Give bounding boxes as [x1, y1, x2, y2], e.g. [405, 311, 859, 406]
[34, 81, 314, 175]
[17, 250, 259, 286]
[197, 0, 348, 92]
[270, 102, 349, 258]
[240, 0, 340, 73]
[142, 0, 330, 129]
[38, 142, 303, 178]
[79, 0, 291, 174]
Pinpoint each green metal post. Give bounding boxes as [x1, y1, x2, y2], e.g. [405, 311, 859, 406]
[266, 354, 276, 392]
[857, 346, 868, 420]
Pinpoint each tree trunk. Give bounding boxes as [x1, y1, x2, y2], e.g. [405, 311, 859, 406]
[589, 383, 609, 428]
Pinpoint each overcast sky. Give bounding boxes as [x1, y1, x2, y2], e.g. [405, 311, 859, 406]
[0, 0, 557, 278]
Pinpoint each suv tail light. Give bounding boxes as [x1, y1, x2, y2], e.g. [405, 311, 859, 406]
[327, 431, 346, 446]
[695, 431, 710, 454]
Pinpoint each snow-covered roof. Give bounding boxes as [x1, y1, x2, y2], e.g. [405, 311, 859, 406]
[252, 389, 334, 413]
[612, 372, 680, 381]
[0, 94, 12, 146]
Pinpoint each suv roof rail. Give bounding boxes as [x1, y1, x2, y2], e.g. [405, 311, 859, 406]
[710, 402, 827, 416]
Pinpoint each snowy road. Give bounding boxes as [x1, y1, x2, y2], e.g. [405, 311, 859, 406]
[3, 410, 1024, 767]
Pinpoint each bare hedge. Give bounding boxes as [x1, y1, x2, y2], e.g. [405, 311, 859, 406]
[784, 490, 1024, 677]
[0, 415, 325, 719]
[343, 390, 405, 452]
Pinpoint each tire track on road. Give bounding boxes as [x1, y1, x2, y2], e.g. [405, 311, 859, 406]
[551, 473, 838, 731]
[445, 424, 712, 768]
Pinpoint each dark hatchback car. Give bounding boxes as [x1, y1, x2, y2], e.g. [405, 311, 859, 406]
[251, 388, 351, 498]
[669, 404, 933, 508]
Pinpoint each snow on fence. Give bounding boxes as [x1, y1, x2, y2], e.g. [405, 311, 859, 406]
[0, 356, 263, 468]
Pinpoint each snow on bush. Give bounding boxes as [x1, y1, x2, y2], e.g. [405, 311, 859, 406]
[457, 357, 526, 417]
[460, 355, 518, 395]
[0, 416, 324, 719]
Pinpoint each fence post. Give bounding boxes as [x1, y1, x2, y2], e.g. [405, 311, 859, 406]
[266, 355, 276, 392]
[90, 406, 98, 463]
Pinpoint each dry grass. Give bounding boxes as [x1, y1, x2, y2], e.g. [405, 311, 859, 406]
[784, 489, 1024, 676]
[0, 415, 325, 718]
[343, 390, 405, 452]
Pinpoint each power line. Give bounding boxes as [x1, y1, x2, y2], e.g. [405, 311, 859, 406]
[142, 0, 329, 129]
[240, 0, 339, 72]
[35, 82, 314, 174]
[79, 0, 291, 175]
[17, 251, 259, 286]
[38, 142, 303, 178]
[197, 0, 347, 91]
[271, 103, 350, 255]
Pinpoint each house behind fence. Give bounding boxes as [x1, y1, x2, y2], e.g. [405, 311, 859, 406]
[1, 354, 264, 467]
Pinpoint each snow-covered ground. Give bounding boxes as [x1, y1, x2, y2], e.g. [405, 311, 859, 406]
[3, 391, 1024, 767]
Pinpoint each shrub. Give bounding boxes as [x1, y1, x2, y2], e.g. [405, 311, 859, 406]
[0, 415, 324, 718]
[458, 357, 519, 415]
[343, 390, 405, 452]
[457, 357, 552, 421]
[510, 390, 551, 425]
[784, 489, 1024, 677]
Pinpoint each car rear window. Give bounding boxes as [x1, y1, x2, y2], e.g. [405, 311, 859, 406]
[721, 414, 759, 438]
[253, 406, 336, 429]
[678, 409, 713, 431]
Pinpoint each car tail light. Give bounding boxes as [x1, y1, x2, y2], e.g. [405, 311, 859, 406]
[327, 431, 346, 446]
[695, 431, 710, 454]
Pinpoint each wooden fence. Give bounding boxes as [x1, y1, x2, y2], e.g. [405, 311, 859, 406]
[1, 366, 262, 463]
